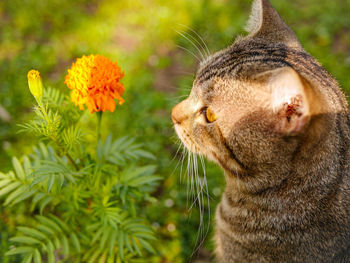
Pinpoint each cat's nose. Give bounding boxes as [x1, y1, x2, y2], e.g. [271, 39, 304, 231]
[171, 112, 180, 124]
[171, 100, 188, 124]
[171, 103, 182, 124]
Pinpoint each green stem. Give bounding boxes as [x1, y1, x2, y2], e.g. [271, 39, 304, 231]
[54, 139, 79, 171]
[94, 111, 103, 188]
[97, 111, 103, 142]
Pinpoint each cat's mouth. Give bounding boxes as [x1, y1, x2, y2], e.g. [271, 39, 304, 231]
[174, 124, 200, 153]
[174, 123, 247, 177]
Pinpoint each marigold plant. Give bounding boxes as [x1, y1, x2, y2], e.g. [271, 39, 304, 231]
[1, 61, 161, 263]
[65, 55, 125, 113]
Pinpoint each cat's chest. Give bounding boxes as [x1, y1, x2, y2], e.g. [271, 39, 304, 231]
[215, 191, 350, 262]
[214, 190, 328, 249]
[216, 193, 288, 243]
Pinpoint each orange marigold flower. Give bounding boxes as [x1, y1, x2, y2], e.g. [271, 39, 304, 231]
[64, 54, 125, 113]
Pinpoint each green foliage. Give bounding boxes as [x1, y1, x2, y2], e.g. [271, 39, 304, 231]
[0, 85, 161, 262]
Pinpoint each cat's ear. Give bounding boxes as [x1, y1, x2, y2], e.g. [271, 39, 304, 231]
[267, 67, 311, 134]
[245, 0, 302, 49]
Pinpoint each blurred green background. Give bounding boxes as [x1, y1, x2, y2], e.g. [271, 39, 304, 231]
[0, 0, 349, 262]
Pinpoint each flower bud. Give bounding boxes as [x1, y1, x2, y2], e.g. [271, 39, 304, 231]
[27, 70, 43, 99]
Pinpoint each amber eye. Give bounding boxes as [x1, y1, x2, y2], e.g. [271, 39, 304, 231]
[203, 107, 217, 123]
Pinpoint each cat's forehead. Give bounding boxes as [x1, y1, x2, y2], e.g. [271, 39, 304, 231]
[192, 74, 266, 106]
[195, 40, 289, 85]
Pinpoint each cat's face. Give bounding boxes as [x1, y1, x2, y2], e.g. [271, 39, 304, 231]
[172, 71, 272, 174]
[172, 0, 331, 179]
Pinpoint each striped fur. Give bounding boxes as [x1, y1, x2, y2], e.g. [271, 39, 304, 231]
[172, 0, 350, 262]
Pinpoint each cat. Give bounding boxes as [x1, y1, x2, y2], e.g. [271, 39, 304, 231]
[171, 0, 350, 262]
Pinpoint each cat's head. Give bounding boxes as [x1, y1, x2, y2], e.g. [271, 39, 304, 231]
[172, 0, 345, 185]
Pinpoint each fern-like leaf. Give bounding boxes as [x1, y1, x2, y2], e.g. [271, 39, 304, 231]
[7, 214, 73, 262]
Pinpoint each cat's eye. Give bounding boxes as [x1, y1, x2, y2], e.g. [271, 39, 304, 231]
[203, 107, 217, 123]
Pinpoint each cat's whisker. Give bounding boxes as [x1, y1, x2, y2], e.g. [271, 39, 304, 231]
[173, 70, 195, 77]
[171, 138, 187, 185]
[177, 28, 208, 59]
[177, 23, 211, 57]
[179, 144, 188, 187]
[179, 88, 192, 93]
[196, 156, 205, 236]
[186, 147, 193, 207]
[188, 152, 199, 210]
[175, 30, 206, 61]
[190, 149, 199, 207]
[176, 95, 190, 99]
[176, 45, 201, 63]
[191, 155, 210, 204]
[177, 85, 192, 93]
[191, 152, 197, 205]
[199, 154, 211, 200]
[175, 91, 191, 98]
[166, 94, 190, 102]
[190, 154, 212, 259]
[178, 85, 192, 90]
[173, 140, 184, 161]
[179, 145, 186, 184]
[194, 154, 201, 209]
[192, 155, 205, 216]
[189, 173, 203, 210]
[170, 141, 186, 181]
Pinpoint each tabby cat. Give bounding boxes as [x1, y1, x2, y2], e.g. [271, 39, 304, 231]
[171, 0, 350, 262]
